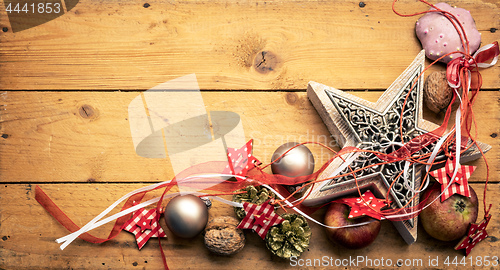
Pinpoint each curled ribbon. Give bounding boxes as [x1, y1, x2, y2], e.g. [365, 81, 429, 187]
[447, 41, 500, 89]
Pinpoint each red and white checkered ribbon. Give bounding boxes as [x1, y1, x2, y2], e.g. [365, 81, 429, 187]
[237, 201, 284, 239]
[122, 208, 166, 250]
[430, 158, 475, 202]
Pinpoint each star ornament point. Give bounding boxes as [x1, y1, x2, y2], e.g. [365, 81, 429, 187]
[455, 215, 491, 256]
[430, 158, 476, 202]
[336, 190, 391, 220]
[223, 139, 261, 176]
[122, 208, 166, 250]
[237, 201, 284, 239]
[304, 50, 491, 244]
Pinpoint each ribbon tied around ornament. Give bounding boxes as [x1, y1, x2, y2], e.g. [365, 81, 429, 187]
[447, 41, 500, 89]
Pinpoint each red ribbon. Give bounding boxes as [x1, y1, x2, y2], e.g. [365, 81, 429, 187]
[35, 185, 147, 244]
[447, 41, 500, 88]
[474, 41, 500, 65]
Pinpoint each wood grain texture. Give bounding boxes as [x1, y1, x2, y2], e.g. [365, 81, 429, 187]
[0, 1, 499, 268]
[0, 0, 499, 90]
[0, 183, 498, 269]
[0, 91, 498, 183]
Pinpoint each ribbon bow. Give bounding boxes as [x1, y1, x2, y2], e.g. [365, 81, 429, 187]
[447, 41, 499, 89]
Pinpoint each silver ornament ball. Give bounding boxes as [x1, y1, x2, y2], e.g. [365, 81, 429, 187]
[271, 142, 315, 178]
[164, 194, 209, 238]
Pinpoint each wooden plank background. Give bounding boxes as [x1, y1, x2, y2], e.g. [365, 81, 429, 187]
[0, 0, 499, 90]
[0, 91, 498, 183]
[0, 0, 499, 269]
[0, 183, 498, 270]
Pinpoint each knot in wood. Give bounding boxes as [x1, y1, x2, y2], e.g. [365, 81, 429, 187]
[285, 92, 299, 105]
[78, 104, 97, 119]
[253, 51, 278, 74]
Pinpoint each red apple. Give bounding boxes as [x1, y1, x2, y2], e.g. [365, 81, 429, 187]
[420, 186, 478, 241]
[324, 202, 381, 249]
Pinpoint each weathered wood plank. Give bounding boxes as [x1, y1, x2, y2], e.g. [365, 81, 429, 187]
[0, 0, 498, 90]
[0, 91, 498, 183]
[0, 183, 498, 269]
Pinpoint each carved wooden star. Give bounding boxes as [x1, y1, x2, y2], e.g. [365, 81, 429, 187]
[304, 50, 491, 244]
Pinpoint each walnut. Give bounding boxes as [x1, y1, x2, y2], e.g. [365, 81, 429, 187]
[423, 71, 456, 113]
[204, 216, 245, 255]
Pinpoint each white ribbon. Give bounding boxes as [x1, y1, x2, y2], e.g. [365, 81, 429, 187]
[57, 197, 162, 246]
[473, 43, 499, 68]
[56, 180, 174, 250]
[56, 173, 240, 250]
[262, 184, 374, 229]
[384, 87, 465, 220]
[56, 167, 378, 251]
[55, 122, 471, 249]
[291, 151, 360, 205]
[447, 87, 465, 191]
[448, 43, 499, 88]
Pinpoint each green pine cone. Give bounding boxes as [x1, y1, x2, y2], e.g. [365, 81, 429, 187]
[232, 185, 275, 219]
[265, 213, 311, 259]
